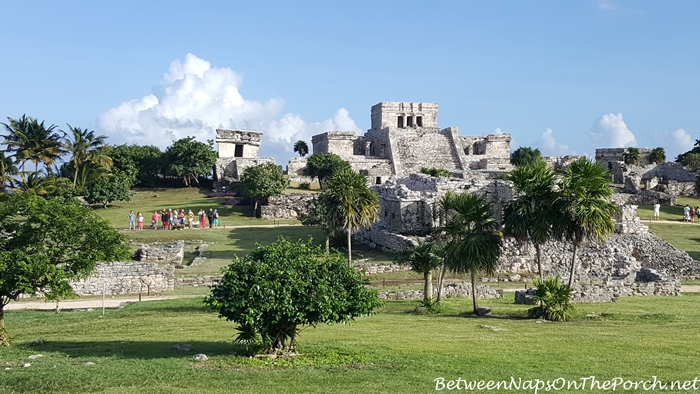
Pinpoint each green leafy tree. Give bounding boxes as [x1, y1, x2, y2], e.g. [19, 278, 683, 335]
[83, 173, 132, 208]
[163, 137, 217, 187]
[394, 241, 443, 307]
[63, 125, 112, 187]
[648, 147, 666, 164]
[293, 140, 309, 157]
[239, 163, 290, 216]
[510, 147, 543, 167]
[678, 152, 700, 171]
[503, 161, 557, 279]
[108, 144, 164, 187]
[554, 158, 618, 288]
[436, 191, 502, 314]
[305, 153, 352, 189]
[0, 193, 130, 345]
[528, 276, 574, 322]
[205, 237, 382, 354]
[622, 147, 641, 165]
[321, 169, 379, 265]
[1, 115, 64, 174]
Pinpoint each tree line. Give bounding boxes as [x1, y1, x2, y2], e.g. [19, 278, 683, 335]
[0, 114, 218, 205]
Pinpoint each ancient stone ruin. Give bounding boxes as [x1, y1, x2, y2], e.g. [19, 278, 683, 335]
[135, 240, 185, 265]
[70, 262, 174, 296]
[595, 148, 697, 205]
[290, 102, 516, 186]
[214, 128, 275, 186]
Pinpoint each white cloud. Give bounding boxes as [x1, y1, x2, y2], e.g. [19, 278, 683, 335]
[98, 53, 359, 164]
[589, 113, 636, 148]
[539, 128, 573, 156]
[664, 128, 695, 159]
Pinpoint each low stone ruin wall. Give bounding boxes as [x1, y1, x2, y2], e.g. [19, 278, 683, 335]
[379, 283, 503, 300]
[352, 263, 412, 275]
[70, 262, 174, 296]
[176, 275, 221, 287]
[515, 269, 681, 304]
[135, 241, 184, 265]
[260, 193, 316, 220]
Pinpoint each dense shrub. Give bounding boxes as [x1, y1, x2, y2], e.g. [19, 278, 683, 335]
[528, 276, 574, 322]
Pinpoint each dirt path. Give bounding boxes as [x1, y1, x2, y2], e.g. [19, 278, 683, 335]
[5, 295, 201, 311]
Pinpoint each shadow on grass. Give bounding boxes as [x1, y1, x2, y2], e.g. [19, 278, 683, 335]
[21, 340, 244, 360]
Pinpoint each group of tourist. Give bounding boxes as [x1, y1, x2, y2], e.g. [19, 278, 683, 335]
[127, 209, 220, 230]
[682, 205, 700, 223]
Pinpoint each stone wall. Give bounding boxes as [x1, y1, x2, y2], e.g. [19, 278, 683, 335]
[515, 269, 681, 304]
[379, 283, 504, 300]
[259, 193, 316, 220]
[70, 262, 174, 296]
[286, 157, 313, 183]
[135, 241, 184, 265]
[215, 157, 276, 185]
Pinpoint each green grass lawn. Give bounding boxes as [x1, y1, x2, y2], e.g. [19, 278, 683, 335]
[648, 222, 700, 261]
[637, 196, 700, 222]
[2, 295, 700, 393]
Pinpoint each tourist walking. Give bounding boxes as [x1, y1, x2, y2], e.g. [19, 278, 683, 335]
[137, 212, 144, 230]
[213, 209, 219, 228]
[207, 209, 215, 228]
[683, 205, 691, 223]
[653, 203, 660, 220]
[188, 210, 195, 229]
[128, 210, 135, 230]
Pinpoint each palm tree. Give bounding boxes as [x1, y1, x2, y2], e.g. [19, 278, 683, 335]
[2, 115, 63, 174]
[293, 140, 309, 157]
[63, 125, 112, 187]
[321, 168, 379, 265]
[394, 241, 443, 306]
[555, 158, 618, 288]
[437, 191, 503, 314]
[503, 161, 557, 279]
[0, 152, 18, 191]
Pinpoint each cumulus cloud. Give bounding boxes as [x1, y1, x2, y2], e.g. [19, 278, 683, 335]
[664, 128, 695, 159]
[589, 113, 636, 148]
[539, 128, 573, 156]
[98, 53, 359, 164]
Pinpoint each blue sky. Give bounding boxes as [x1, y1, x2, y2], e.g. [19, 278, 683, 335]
[1, 0, 699, 164]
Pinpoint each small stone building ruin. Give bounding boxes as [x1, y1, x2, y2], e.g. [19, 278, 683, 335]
[595, 148, 697, 204]
[215, 129, 275, 185]
[289, 102, 514, 185]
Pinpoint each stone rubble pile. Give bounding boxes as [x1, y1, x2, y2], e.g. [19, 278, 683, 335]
[260, 193, 316, 220]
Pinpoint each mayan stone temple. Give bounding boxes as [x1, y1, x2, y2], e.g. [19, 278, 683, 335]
[287, 102, 514, 185]
[214, 128, 275, 185]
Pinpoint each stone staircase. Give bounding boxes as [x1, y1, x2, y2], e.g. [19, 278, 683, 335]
[391, 129, 462, 175]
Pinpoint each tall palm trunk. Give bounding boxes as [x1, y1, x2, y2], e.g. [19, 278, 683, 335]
[535, 243, 543, 279]
[423, 271, 433, 306]
[325, 234, 330, 254]
[346, 230, 352, 266]
[436, 264, 447, 305]
[470, 269, 478, 314]
[567, 242, 579, 288]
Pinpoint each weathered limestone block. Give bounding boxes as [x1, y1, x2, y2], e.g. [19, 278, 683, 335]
[259, 193, 316, 220]
[135, 241, 184, 265]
